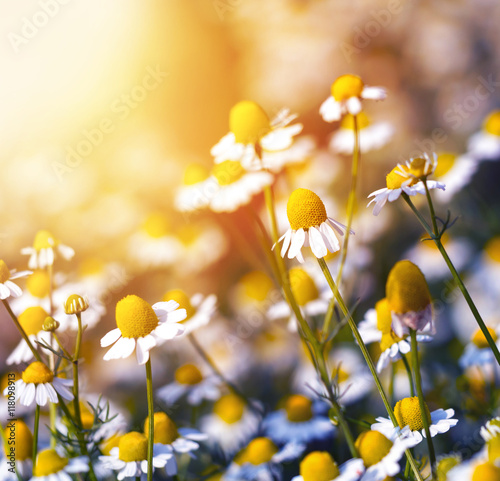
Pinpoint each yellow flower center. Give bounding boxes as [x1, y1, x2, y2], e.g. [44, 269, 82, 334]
[213, 394, 246, 424]
[101, 434, 122, 455]
[436, 456, 460, 481]
[434, 152, 456, 178]
[419, 232, 450, 252]
[22, 361, 54, 385]
[175, 364, 203, 385]
[385, 165, 412, 190]
[380, 331, 404, 351]
[355, 430, 393, 467]
[409, 157, 433, 179]
[183, 163, 210, 186]
[239, 270, 274, 302]
[285, 394, 313, 422]
[144, 412, 179, 445]
[471, 327, 498, 348]
[488, 436, 500, 463]
[332, 366, 350, 384]
[34, 449, 68, 476]
[3, 420, 32, 460]
[289, 267, 320, 306]
[142, 212, 170, 238]
[119, 432, 148, 462]
[340, 112, 371, 130]
[212, 160, 245, 186]
[163, 289, 195, 320]
[300, 451, 340, 481]
[376, 298, 393, 334]
[331, 74, 364, 101]
[485, 236, 500, 263]
[176, 224, 201, 246]
[394, 396, 431, 431]
[0, 260, 11, 283]
[115, 295, 159, 338]
[484, 110, 500, 137]
[78, 257, 104, 277]
[386, 260, 431, 314]
[287, 188, 328, 231]
[26, 270, 51, 298]
[33, 230, 58, 250]
[235, 437, 278, 465]
[472, 462, 500, 481]
[19, 306, 49, 336]
[66, 401, 94, 430]
[64, 294, 89, 315]
[229, 100, 271, 144]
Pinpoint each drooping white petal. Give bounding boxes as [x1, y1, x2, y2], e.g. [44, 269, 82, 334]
[35, 383, 49, 406]
[100, 328, 122, 347]
[288, 229, 306, 259]
[319, 96, 342, 122]
[5, 280, 22, 297]
[346, 96, 362, 115]
[308, 226, 327, 258]
[136, 335, 156, 365]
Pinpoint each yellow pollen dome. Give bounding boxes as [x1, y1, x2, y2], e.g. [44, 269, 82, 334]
[471, 327, 498, 348]
[386, 260, 431, 314]
[175, 364, 203, 385]
[287, 188, 328, 231]
[331, 74, 364, 101]
[300, 451, 340, 481]
[22, 361, 54, 385]
[4, 420, 32, 460]
[434, 152, 457, 178]
[33, 230, 57, 250]
[289, 268, 319, 306]
[229, 100, 271, 144]
[394, 396, 431, 431]
[26, 270, 51, 298]
[484, 110, 500, 137]
[484, 236, 500, 263]
[142, 212, 170, 239]
[380, 331, 404, 352]
[340, 112, 371, 130]
[240, 270, 274, 302]
[100, 434, 122, 456]
[355, 430, 393, 467]
[472, 462, 500, 481]
[0, 260, 11, 283]
[212, 160, 245, 186]
[163, 289, 195, 320]
[119, 432, 148, 462]
[115, 295, 159, 339]
[19, 306, 50, 336]
[376, 298, 393, 334]
[183, 163, 210, 186]
[235, 437, 279, 465]
[285, 394, 313, 422]
[409, 157, 433, 179]
[214, 394, 246, 424]
[33, 449, 68, 476]
[64, 294, 89, 315]
[385, 165, 412, 190]
[78, 257, 104, 277]
[144, 412, 179, 445]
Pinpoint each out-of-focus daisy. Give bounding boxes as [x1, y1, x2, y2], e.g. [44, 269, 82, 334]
[447, 458, 500, 481]
[211, 100, 304, 172]
[367, 154, 445, 215]
[372, 396, 458, 444]
[434, 454, 462, 481]
[199, 393, 260, 455]
[263, 394, 335, 445]
[11, 361, 73, 406]
[329, 113, 393, 155]
[0, 259, 30, 299]
[292, 451, 364, 481]
[21, 230, 74, 269]
[0, 420, 33, 480]
[468, 110, 500, 161]
[274, 188, 348, 263]
[470, 236, 500, 300]
[232, 270, 277, 314]
[459, 326, 500, 370]
[481, 417, 500, 442]
[320, 74, 386, 122]
[31, 449, 88, 481]
[101, 295, 186, 365]
[175, 163, 214, 212]
[156, 363, 222, 406]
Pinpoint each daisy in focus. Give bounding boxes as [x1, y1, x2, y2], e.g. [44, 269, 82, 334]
[0, 259, 30, 300]
[21, 230, 74, 269]
[31, 449, 88, 481]
[468, 110, 500, 161]
[211, 100, 305, 172]
[275, 188, 348, 263]
[320, 74, 386, 122]
[101, 294, 186, 365]
[292, 451, 364, 481]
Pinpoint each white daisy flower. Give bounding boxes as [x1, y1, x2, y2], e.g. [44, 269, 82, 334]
[31, 450, 88, 481]
[320, 74, 386, 122]
[459, 326, 500, 370]
[21, 230, 74, 269]
[101, 294, 186, 365]
[175, 162, 214, 212]
[1, 420, 33, 480]
[433, 454, 462, 481]
[10, 361, 73, 407]
[468, 110, 500, 161]
[262, 394, 335, 445]
[432, 152, 478, 202]
[376, 334, 432, 373]
[329, 113, 393, 155]
[371, 396, 458, 444]
[211, 100, 304, 172]
[292, 452, 364, 481]
[274, 188, 349, 263]
[0, 260, 30, 300]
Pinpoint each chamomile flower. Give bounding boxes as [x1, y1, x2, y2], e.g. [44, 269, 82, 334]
[232, 270, 277, 315]
[292, 451, 364, 481]
[0, 260, 30, 299]
[12, 361, 73, 407]
[30, 449, 88, 481]
[434, 454, 462, 481]
[329, 113, 393, 155]
[175, 163, 214, 212]
[274, 188, 348, 263]
[468, 110, 500, 161]
[211, 100, 304, 172]
[459, 326, 500, 370]
[372, 396, 458, 444]
[447, 459, 500, 481]
[21, 230, 74, 269]
[101, 295, 186, 365]
[263, 394, 335, 445]
[0, 420, 33, 480]
[320, 74, 386, 122]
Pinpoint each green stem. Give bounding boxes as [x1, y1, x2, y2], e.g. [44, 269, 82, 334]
[48, 336, 57, 449]
[401, 354, 415, 397]
[410, 329, 436, 479]
[32, 404, 40, 469]
[145, 359, 154, 481]
[389, 363, 395, 405]
[72, 313, 84, 430]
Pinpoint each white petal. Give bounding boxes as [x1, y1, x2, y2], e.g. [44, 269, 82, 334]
[44, 382, 60, 403]
[387, 188, 402, 202]
[280, 229, 293, 258]
[136, 336, 156, 364]
[5, 281, 22, 298]
[320, 222, 341, 252]
[103, 337, 136, 361]
[288, 229, 306, 259]
[319, 96, 342, 122]
[0, 284, 10, 299]
[21, 383, 36, 406]
[308, 226, 327, 258]
[35, 384, 48, 406]
[100, 328, 122, 347]
[361, 86, 387, 100]
[346, 96, 362, 115]
[155, 322, 185, 340]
